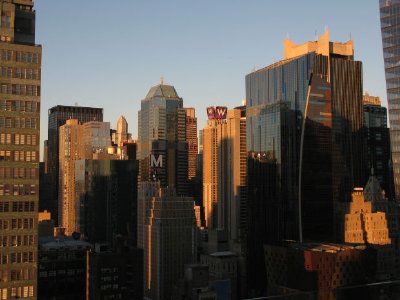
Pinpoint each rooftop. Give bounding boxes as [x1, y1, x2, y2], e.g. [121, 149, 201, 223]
[144, 84, 180, 100]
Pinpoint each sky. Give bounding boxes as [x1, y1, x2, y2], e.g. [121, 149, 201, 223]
[35, 0, 385, 156]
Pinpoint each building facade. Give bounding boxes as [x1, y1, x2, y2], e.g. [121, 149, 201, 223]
[86, 243, 143, 300]
[185, 107, 198, 180]
[137, 83, 187, 190]
[58, 120, 111, 235]
[137, 182, 196, 300]
[47, 105, 103, 224]
[245, 31, 364, 295]
[380, 0, 400, 199]
[202, 106, 247, 250]
[363, 93, 394, 199]
[0, 1, 41, 298]
[75, 159, 138, 246]
[114, 115, 129, 146]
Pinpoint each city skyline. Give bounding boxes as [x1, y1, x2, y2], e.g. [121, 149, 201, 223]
[35, 1, 386, 157]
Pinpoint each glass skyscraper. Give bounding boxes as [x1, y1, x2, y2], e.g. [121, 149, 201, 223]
[380, 0, 400, 199]
[245, 31, 364, 295]
[137, 82, 188, 195]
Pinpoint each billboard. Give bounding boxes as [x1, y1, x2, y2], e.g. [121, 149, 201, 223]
[206, 106, 227, 120]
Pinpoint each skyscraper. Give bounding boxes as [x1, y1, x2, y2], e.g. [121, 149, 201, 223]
[185, 108, 198, 180]
[58, 120, 111, 235]
[0, 1, 41, 298]
[137, 82, 188, 194]
[115, 115, 128, 146]
[137, 182, 196, 300]
[47, 105, 103, 224]
[380, 0, 400, 199]
[245, 31, 364, 295]
[363, 93, 394, 199]
[202, 106, 247, 251]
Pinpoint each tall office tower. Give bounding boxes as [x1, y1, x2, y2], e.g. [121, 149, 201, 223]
[115, 115, 128, 146]
[47, 105, 103, 224]
[58, 120, 110, 235]
[75, 158, 138, 246]
[363, 93, 394, 199]
[137, 181, 196, 300]
[245, 31, 364, 295]
[185, 108, 198, 180]
[58, 119, 84, 235]
[0, 1, 41, 298]
[380, 0, 400, 200]
[137, 82, 187, 186]
[202, 106, 247, 250]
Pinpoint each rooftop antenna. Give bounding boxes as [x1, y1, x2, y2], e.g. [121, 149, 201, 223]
[286, 32, 290, 40]
[350, 32, 353, 41]
[75, 102, 78, 106]
[160, 76, 164, 85]
[314, 30, 318, 41]
[324, 25, 329, 33]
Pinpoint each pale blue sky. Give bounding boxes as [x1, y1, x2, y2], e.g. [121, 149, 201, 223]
[36, 0, 385, 155]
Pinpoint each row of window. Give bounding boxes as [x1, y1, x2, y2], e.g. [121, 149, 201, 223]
[0, 201, 35, 213]
[0, 168, 37, 179]
[1, 50, 39, 64]
[0, 269, 36, 283]
[0, 117, 38, 129]
[0, 150, 38, 162]
[0, 100, 40, 112]
[0, 235, 35, 247]
[0, 133, 38, 145]
[0, 67, 40, 80]
[0, 184, 37, 196]
[0, 218, 35, 230]
[0, 251, 35, 264]
[0, 286, 35, 299]
[0, 84, 40, 96]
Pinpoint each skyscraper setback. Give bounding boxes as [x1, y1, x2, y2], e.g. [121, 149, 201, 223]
[380, 0, 400, 199]
[0, 0, 41, 298]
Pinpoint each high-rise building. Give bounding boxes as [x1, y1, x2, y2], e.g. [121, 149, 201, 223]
[137, 181, 196, 300]
[363, 93, 394, 199]
[58, 120, 111, 235]
[114, 115, 129, 146]
[380, 0, 400, 199]
[245, 31, 364, 295]
[58, 119, 85, 235]
[185, 108, 198, 180]
[137, 82, 187, 189]
[202, 106, 247, 250]
[75, 158, 138, 246]
[0, 1, 41, 298]
[47, 105, 103, 224]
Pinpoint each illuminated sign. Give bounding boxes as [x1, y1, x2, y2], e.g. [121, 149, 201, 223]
[206, 106, 227, 120]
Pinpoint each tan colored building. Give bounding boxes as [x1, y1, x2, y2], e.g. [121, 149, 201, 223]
[185, 108, 198, 180]
[0, 1, 41, 298]
[58, 119, 84, 235]
[58, 120, 111, 235]
[344, 187, 391, 245]
[115, 115, 128, 146]
[202, 107, 247, 247]
[138, 181, 196, 300]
